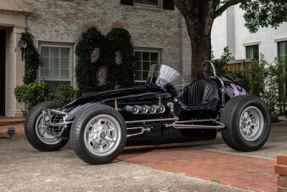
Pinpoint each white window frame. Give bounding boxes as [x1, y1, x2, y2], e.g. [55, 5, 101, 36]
[133, 0, 160, 7]
[134, 50, 160, 83]
[39, 44, 72, 86]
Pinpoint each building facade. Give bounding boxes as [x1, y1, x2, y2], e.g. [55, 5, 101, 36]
[0, 0, 192, 117]
[211, 4, 287, 63]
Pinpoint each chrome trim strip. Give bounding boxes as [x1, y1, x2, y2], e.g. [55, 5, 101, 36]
[174, 119, 216, 124]
[43, 108, 75, 116]
[42, 108, 75, 127]
[127, 127, 151, 137]
[125, 118, 178, 124]
[166, 119, 225, 129]
[168, 124, 225, 129]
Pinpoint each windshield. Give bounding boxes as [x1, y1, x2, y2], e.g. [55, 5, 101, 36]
[146, 64, 185, 97]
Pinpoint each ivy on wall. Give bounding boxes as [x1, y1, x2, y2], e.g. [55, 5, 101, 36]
[22, 32, 43, 84]
[75, 27, 135, 93]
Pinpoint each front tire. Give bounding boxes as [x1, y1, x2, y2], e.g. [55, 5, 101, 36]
[220, 95, 271, 151]
[25, 101, 69, 151]
[70, 104, 127, 165]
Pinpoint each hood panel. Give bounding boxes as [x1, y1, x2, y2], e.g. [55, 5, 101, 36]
[62, 86, 172, 116]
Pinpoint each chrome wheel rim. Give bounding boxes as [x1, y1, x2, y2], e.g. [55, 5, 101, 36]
[84, 114, 121, 157]
[35, 114, 61, 145]
[239, 106, 264, 141]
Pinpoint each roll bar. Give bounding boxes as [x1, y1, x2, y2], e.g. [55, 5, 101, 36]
[201, 60, 229, 106]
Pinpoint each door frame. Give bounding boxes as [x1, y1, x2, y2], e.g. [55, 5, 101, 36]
[0, 29, 6, 116]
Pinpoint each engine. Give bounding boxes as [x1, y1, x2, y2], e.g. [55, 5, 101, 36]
[125, 104, 166, 114]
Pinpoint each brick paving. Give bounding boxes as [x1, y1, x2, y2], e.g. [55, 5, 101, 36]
[0, 123, 278, 191]
[0, 123, 26, 139]
[118, 146, 277, 192]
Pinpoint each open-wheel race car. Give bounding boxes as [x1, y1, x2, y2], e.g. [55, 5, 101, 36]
[25, 61, 271, 165]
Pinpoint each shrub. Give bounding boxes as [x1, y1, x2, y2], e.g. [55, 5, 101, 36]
[22, 32, 43, 84]
[15, 83, 78, 117]
[52, 84, 77, 105]
[14, 82, 50, 116]
[75, 27, 135, 93]
[79, 92, 98, 98]
[213, 46, 235, 75]
[270, 112, 279, 123]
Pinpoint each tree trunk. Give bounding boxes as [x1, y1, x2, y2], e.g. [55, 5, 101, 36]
[179, 0, 215, 82]
[190, 35, 212, 82]
[172, 0, 246, 82]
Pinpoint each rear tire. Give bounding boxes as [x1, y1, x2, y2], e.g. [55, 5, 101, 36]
[25, 101, 69, 151]
[70, 104, 127, 165]
[220, 95, 271, 151]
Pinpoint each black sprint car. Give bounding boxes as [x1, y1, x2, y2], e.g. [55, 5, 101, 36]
[25, 61, 271, 165]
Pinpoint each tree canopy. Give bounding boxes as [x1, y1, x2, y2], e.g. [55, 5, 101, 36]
[240, 0, 287, 33]
[172, 0, 287, 81]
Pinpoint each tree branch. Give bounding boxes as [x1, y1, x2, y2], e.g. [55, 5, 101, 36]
[172, 0, 185, 14]
[214, 0, 245, 18]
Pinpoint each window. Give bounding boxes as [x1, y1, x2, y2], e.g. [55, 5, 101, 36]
[278, 41, 287, 56]
[39, 45, 72, 93]
[121, 0, 174, 10]
[134, 0, 159, 6]
[135, 51, 160, 84]
[246, 45, 259, 59]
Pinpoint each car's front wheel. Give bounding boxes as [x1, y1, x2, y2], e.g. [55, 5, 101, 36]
[220, 95, 271, 151]
[25, 101, 69, 151]
[70, 104, 127, 165]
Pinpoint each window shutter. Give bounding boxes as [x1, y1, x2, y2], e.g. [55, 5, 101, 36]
[163, 0, 174, 10]
[121, 0, 133, 6]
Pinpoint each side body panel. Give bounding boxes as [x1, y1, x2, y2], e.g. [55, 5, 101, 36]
[61, 85, 217, 145]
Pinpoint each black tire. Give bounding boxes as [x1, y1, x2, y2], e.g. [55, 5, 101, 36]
[25, 101, 69, 151]
[70, 104, 127, 165]
[220, 95, 271, 151]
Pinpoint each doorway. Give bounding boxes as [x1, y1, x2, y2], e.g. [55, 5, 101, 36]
[0, 30, 5, 116]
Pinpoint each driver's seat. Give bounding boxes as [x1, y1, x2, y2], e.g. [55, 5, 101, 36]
[180, 70, 219, 110]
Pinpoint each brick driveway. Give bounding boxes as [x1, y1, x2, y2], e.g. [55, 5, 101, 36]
[1, 121, 286, 192]
[118, 146, 276, 191]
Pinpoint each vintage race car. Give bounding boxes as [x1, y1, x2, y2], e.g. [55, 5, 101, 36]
[25, 61, 271, 165]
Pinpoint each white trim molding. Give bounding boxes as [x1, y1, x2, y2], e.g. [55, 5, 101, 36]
[274, 37, 287, 43]
[0, 0, 33, 13]
[243, 41, 261, 47]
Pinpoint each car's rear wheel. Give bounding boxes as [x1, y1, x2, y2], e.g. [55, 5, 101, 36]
[220, 95, 271, 151]
[25, 101, 69, 151]
[70, 104, 127, 165]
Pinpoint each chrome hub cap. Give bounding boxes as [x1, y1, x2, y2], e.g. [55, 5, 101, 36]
[35, 115, 61, 145]
[239, 106, 264, 141]
[84, 114, 121, 157]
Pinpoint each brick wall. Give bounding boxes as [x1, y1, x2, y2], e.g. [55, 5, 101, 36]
[275, 155, 287, 192]
[23, 0, 192, 87]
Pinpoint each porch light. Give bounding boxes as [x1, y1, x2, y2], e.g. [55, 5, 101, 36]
[18, 34, 27, 61]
